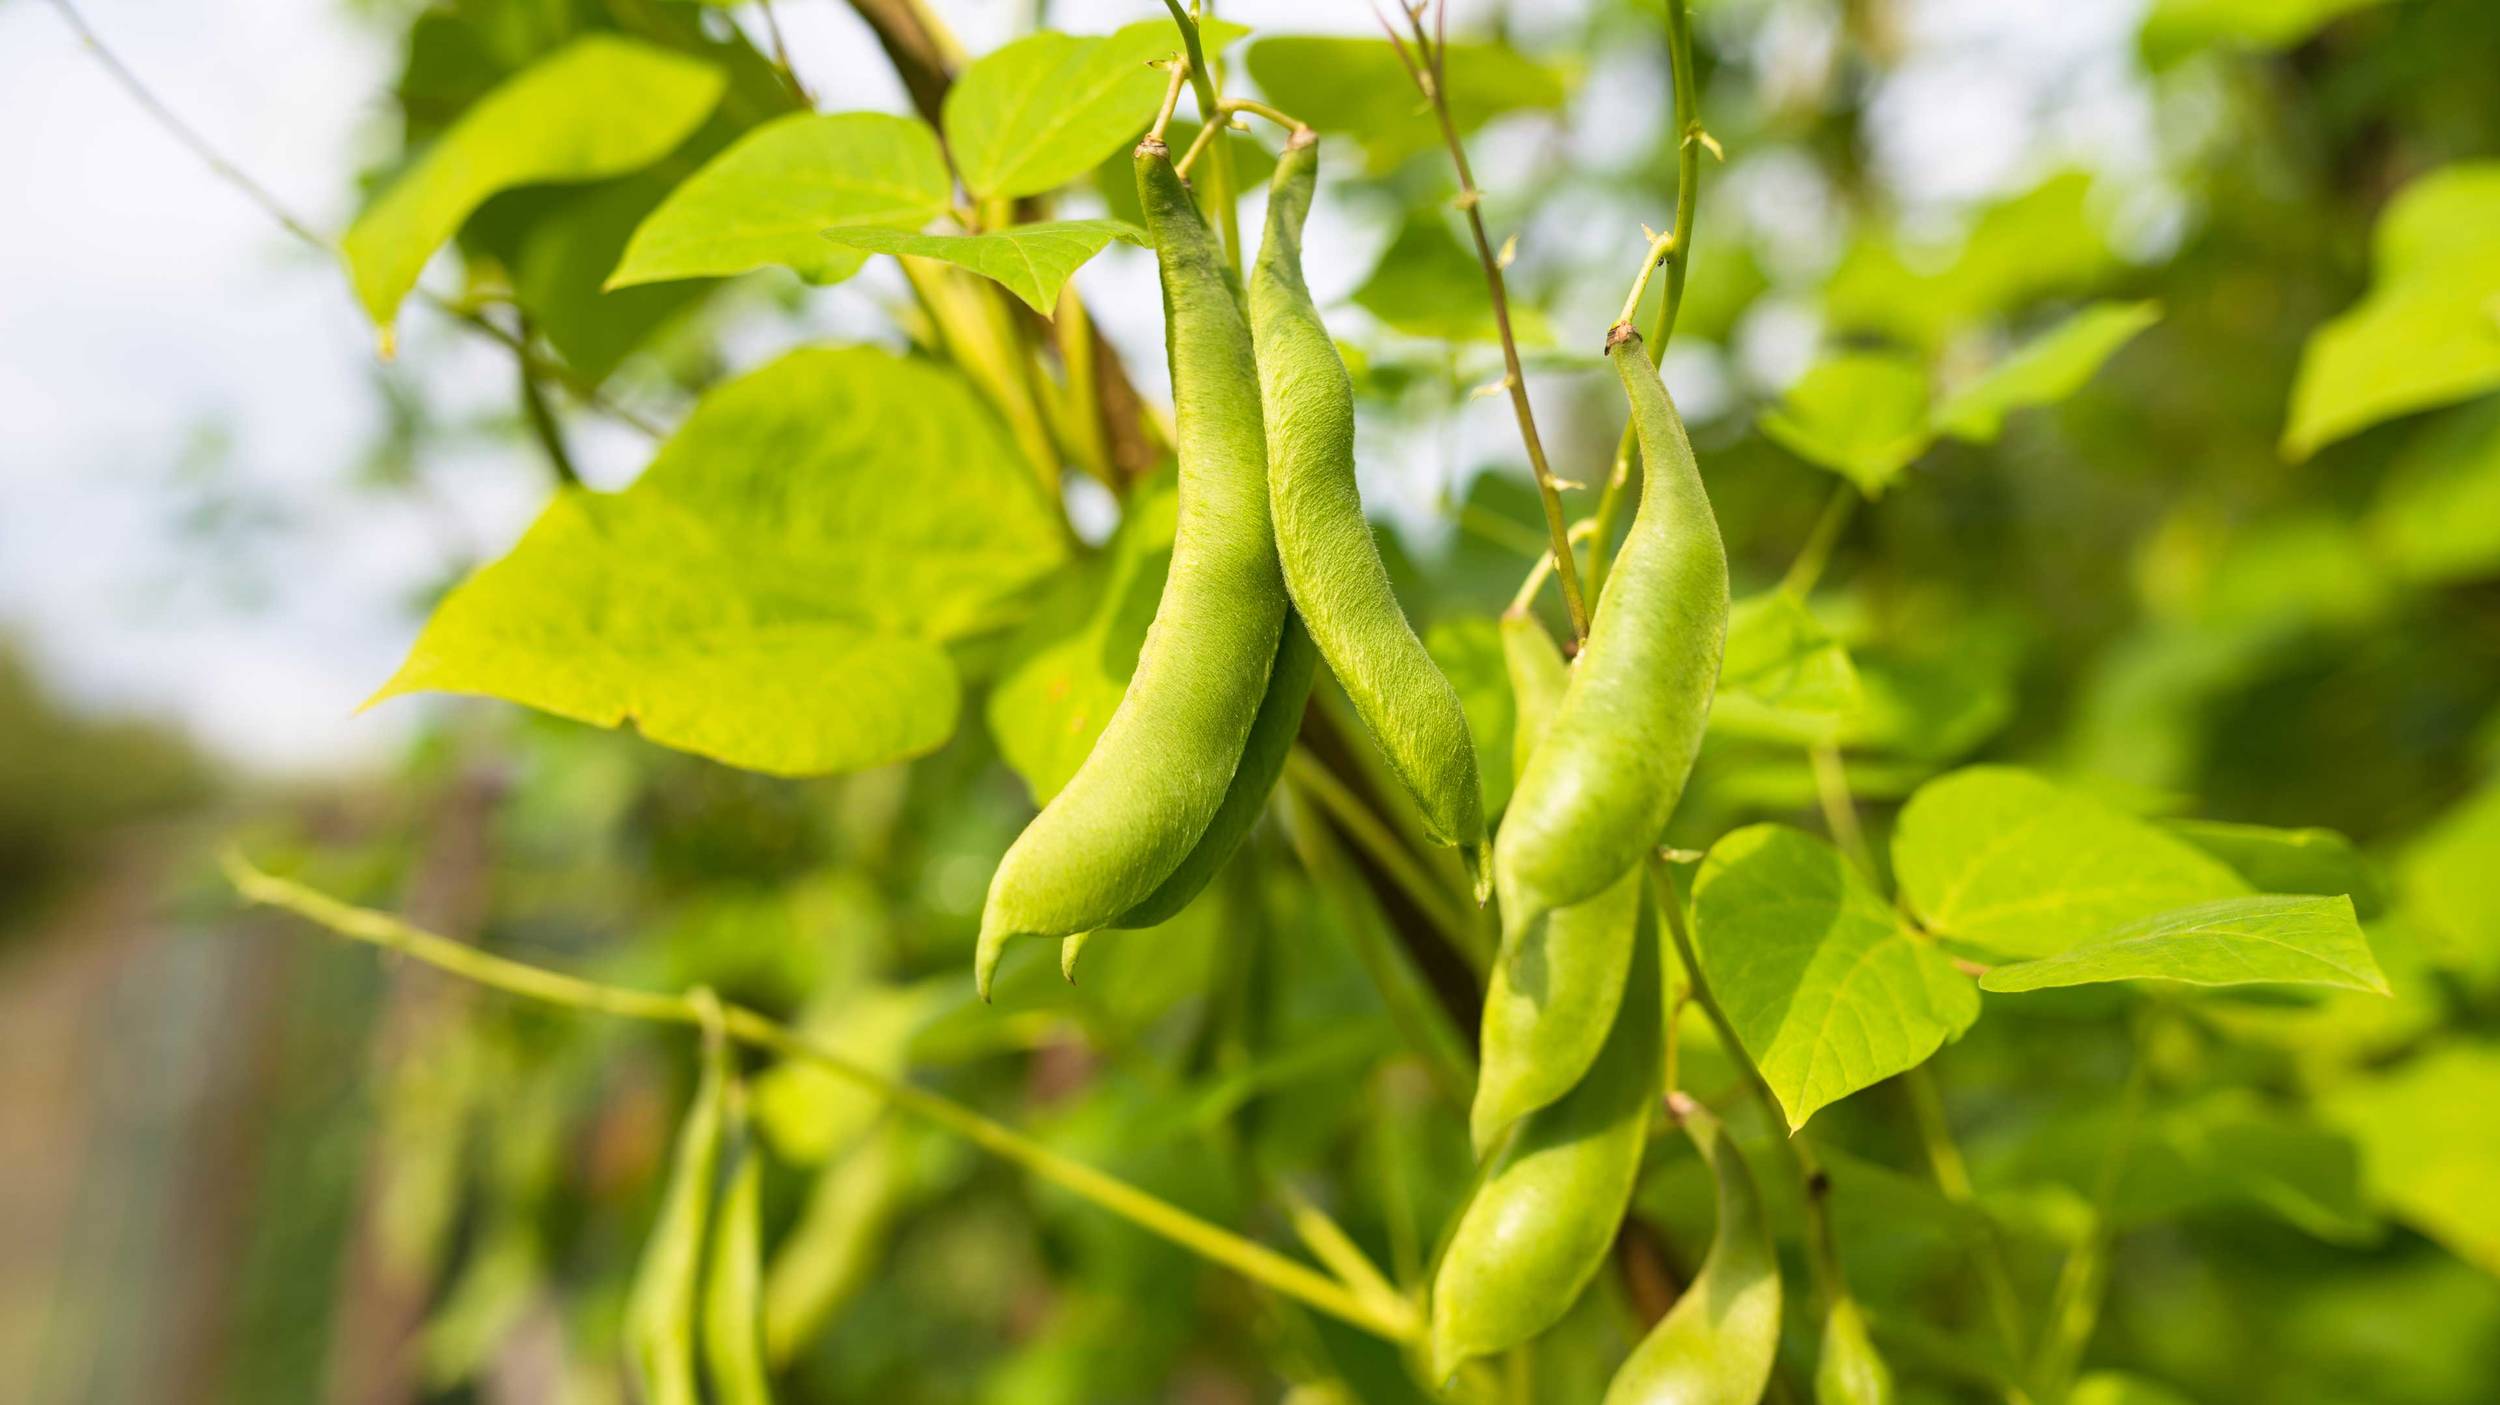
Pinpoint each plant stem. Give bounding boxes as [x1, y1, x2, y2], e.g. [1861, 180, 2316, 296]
[756, 0, 810, 105]
[1381, 1, 1589, 642]
[222, 851, 1418, 1345]
[1903, 1064, 2033, 1374]
[1286, 749, 1485, 970]
[1781, 484, 1858, 596]
[1811, 742, 1874, 875]
[1588, 0, 1706, 597]
[2032, 1015, 2153, 1396]
[1160, 1, 1241, 266]
[514, 320, 583, 489]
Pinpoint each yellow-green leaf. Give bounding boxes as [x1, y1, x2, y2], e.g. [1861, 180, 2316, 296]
[823, 219, 1147, 315]
[2323, 1042, 2500, 1274]
[610, 112, 952, 289]
[1980, 894, 2389, 995]
[370, 348, 1067, 776]
[1760, 352, 1935, 497]
[945, 20, 1247, 202]
[1246, 37, 1571, 173]
[1692, 825, 1979, 1129]
[342, 35, 724, 331]
[1934, 300, 2162, 442]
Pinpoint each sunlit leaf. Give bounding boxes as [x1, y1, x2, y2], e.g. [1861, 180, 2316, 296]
[2142, 0, 2402, 67]
[2397, 778, 2500, 979]
[1979, 894, 2388, 994]
[945, 20, 1248, 202]
[1894, 767, 2251, 959]
[1934, 300, 2162, 442]
[371, 348, 1067, 776]
[987, 484, 1176, 805]
[2283, 163, 2500, 458]
[609, 112, 951, 288]
[1353, 211, 1553, 346]
[1825, 173, 2117, 348]
[1692, 825, 1979, 1129]
[343, 35, 724, 330]
[2323, 1042, 2500, 1274]
[824, 220, 1147, 315]
[1759, 352, 1935, 496]
[1245, 37, 1571, 172]
[1714, 590, 1863, 718]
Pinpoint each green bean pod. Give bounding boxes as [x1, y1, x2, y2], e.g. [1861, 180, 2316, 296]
[625, 1030, 730, 1405]
[1251, 130, 1486, 872]
[975, 138, 1287, 997]
[701, 1146, 772, 1405]
[1496, 327, 1727, 937]
[1470, 613, 1640, 1155]
[1429, 897, 1663, 1381]
[1601, 1099, 1782, 1405]
[1060, 615, 1318, 980]
[1815, 1296, 1896, 1405]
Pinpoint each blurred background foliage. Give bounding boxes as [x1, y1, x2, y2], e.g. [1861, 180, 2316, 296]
[7, 1, 2500, 1402]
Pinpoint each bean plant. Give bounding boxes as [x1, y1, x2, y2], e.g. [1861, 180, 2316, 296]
[49, 0, 2500, 1400]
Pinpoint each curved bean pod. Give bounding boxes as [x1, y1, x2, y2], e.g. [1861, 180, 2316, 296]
[1470, 612, 1639, 1154]
[1601, 1098, 1782, 1405]
[1496, 326, 1727, 937]
[1815, 1296, 1896, 1405]
[1428, 896, 1662, 1381]
[975, 138, 1287, 997]
[1251, 130, 1486, 873]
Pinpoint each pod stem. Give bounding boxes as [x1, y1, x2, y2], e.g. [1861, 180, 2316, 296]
[222, 849, 1421, 1346]
[1379, 0, 1591, 642]
[1159, 0, 1241, 266]
[1589, 0, 1709, 597]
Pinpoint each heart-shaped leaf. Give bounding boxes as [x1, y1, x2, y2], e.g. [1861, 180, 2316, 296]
[343, 35, 725, 331]
[609, 112, 952, 289]
[824, 220, 1147, 315]
[1692, 825, 1979, 1129]
[1760, 352, 1936, 497]
[371, 347, 1067, 775]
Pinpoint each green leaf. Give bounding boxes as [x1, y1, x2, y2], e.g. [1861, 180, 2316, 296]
[1245, 37, 1571, 173]
[1893, 767, 2251, 959]
[823, 220, 1147, 315]
[1979, 895, 2388, 995]
[609, 112, 952, 289]
[944, 20, 1247, 202]
[1934, 300, 2163, 442]
[516, 173, 717, 382]
[987, 485, 1177, 805]
[342, 35, 725, 330]
[1759, 352, 1935, 497]
[371, 347, 1067, 776]
[1825, 173, 2117, 349]
[2163, 818, 2387, 919]
[2323, 1042, 2500, 1274]
[2071, 1373, 2200, 1405]
[1353, 211, 1553, 347]
[2369, 399, 2500, 583]
[2284, 163, 2500, 458]
[2142, 0, 2401, 66]
[1691, 825, 1979, 1130]
[2398, 778, 2500, 979]
[1424, 616, 1517, 818]
[1714, 590, 1863, 718]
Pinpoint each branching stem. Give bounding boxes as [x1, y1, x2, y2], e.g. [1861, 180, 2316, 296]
[222, 851, 1419, 1345]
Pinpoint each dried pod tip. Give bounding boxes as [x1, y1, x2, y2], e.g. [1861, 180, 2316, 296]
[1135, 135, 1170, 160]
[1605, 322, 1641, 353]
[1285, 126, 1317, 152]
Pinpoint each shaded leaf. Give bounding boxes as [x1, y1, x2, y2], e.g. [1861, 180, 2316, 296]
[1825, 173, 2117, 349]
[987, 485, 1176, 805]
[371, 348, 1067, 776]
[2163, 818, 2387, 919]
[1979, 895, 2388, 994]
[2369, 399, 2500, 584]
[1692, 825, 1979, 1129]
[1759, 353, 1935, 497]
[824, 220, 1147, 315]
[610, 112, 951, 288]
[343, 35, 724, 330]
[2397, 777, 2500, 979]
[1245, 37, 1570, 172]
[1894, 767, 2250, 959]
[1715, 590, 1863, 718]
[1353, 211, 1553, 346]
[2322, 1042, 2500, 1274]
[2142, 0, 2401, 67]
[1934, 300, 2162, 442]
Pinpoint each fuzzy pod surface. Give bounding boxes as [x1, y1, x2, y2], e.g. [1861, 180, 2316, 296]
[974, 139, 1287, 996]
[1251, 130, 1485, 870]
[1601, 1099, 1783, 1405]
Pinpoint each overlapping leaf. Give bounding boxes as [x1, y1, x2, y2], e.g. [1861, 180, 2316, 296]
[609, 112, 952, 288]
[1246, 37, 1570, 172]
[1759, 352, 1935, 496]
[371, 347, 1067, 775]
[824, 220, 1147, 315]
[1935, 301, 2163, 442]
[343, 36, 725, 330]
[1980, 895, 2388, 994]
[945, 20, 1248, 202]
[1691, 825, 1979, 1129]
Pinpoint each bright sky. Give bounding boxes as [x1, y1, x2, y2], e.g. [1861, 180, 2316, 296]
[0, 0, 2144, 777]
